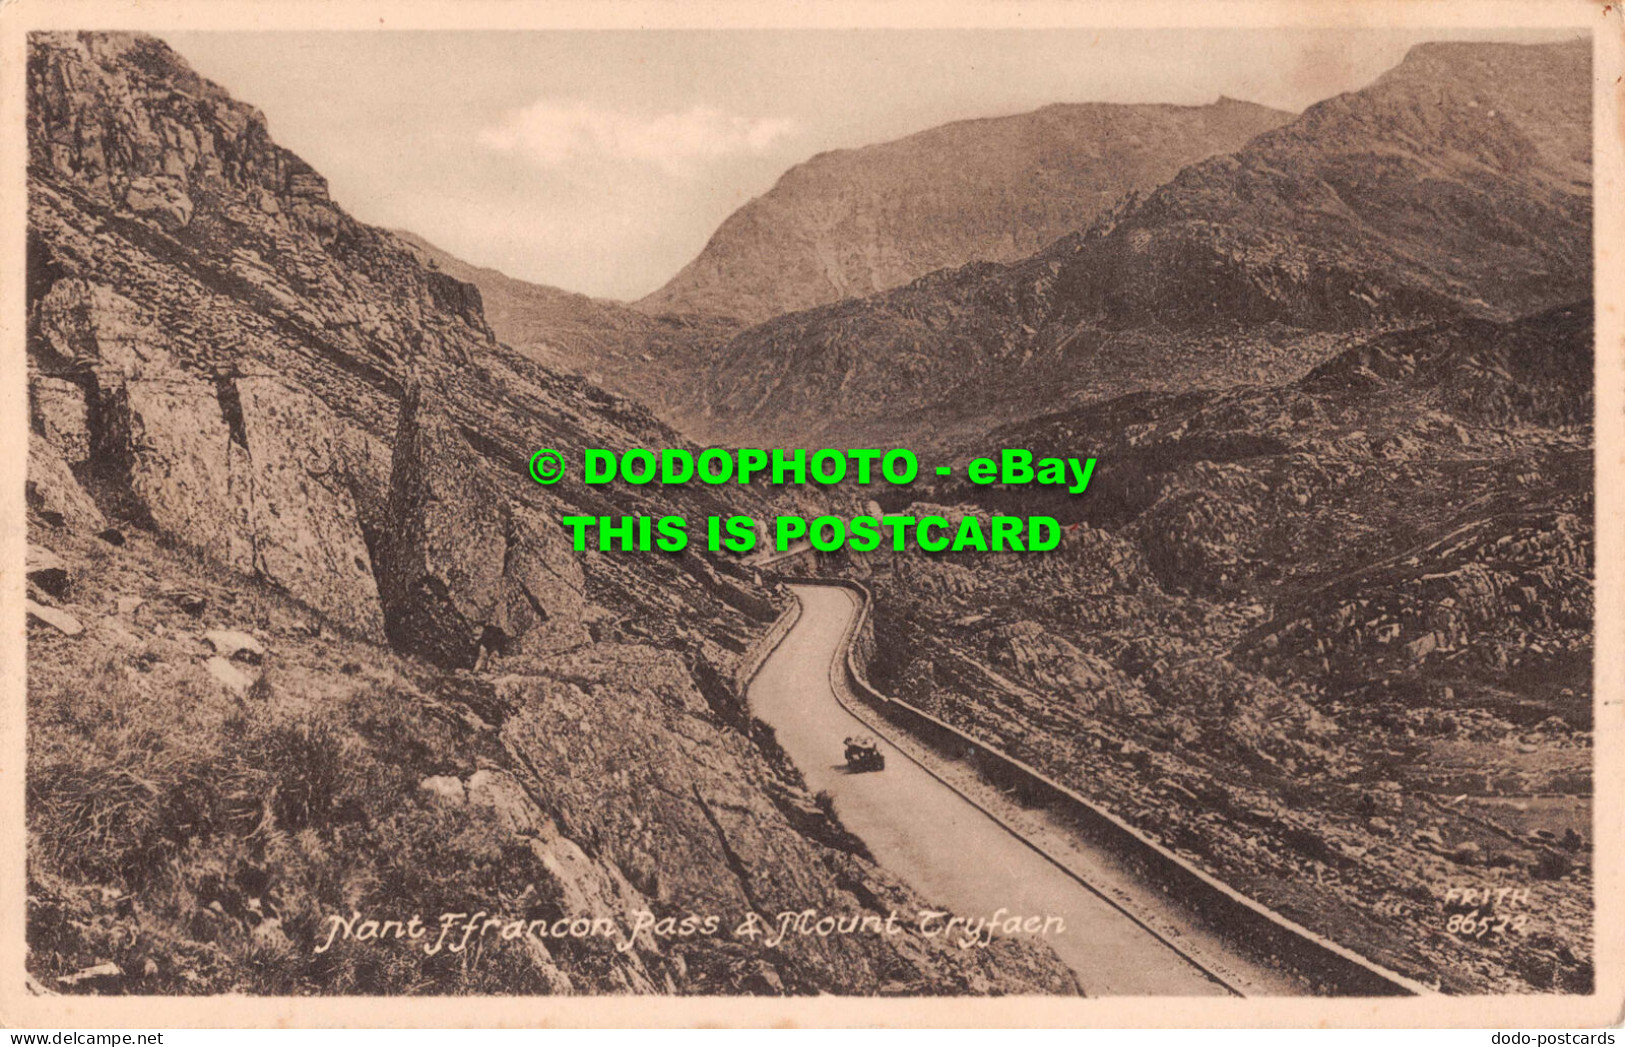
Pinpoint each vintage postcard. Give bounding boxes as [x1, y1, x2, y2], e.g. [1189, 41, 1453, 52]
[0, 0, 1620, 1029]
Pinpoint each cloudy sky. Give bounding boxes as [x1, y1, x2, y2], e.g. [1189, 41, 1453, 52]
[165, 28, 1579, 302]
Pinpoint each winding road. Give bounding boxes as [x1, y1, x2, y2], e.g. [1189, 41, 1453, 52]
[748, 583, 1242, 996]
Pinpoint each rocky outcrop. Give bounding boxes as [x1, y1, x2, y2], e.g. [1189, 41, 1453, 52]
[29, 262, 386, 634]
[377, 384, 586, 668]
[1304, 304, 1594, 429]
[27, 600, 84, 636]
[63, 366, 386, 637]
[233, 376, 384, 637]
[26, 31, 781, 657]
[855, 303, 1593, 994]
[27, 545, 73, 598]
[1239, 509, 1592, 689]
[30, 375, 94, 462]
[27, 433, 103, 531]
[95, 373, 257, 571]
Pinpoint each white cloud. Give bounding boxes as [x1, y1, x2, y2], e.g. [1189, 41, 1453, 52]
[478, 100, 798, 177]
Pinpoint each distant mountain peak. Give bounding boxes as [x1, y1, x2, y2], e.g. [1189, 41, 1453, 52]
[686, 37, 1590, 448]
[635, 97, 1293, 324]
[1397, 35, 1586, 65]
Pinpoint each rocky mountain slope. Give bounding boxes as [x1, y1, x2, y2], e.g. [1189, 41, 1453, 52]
[694, 39, 1590, 447]
[24, 31, 1075, 995]
[638, 98, 1292, 324]
[845, 302, 1593, 993]
[394, 232, 739, 433]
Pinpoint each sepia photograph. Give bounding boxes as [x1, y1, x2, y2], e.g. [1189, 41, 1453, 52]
[0, 0, 1619, 1030]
